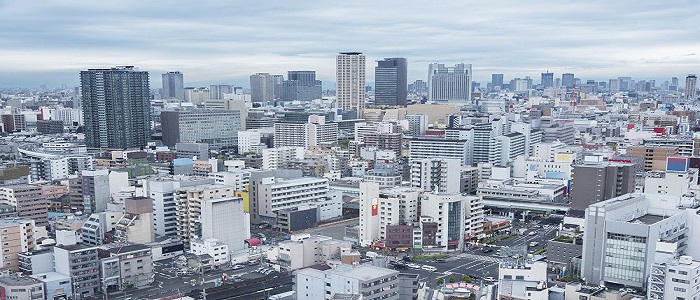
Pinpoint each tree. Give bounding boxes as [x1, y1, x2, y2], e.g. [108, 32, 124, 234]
[462, 275, 472, 283]
[469, 293, 476, 300]
[449, 276, 456, 283]
[436, 278, 444, 285]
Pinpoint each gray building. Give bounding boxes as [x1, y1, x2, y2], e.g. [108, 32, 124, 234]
[102, 244, 154, 291]
[428, 63, 472, 104]
[162, 71, 184, 100]
[160, 109, 241, 148]
[54, 244, 100, 299]
[0, 275, 45, 300]
[541, 72, 554, 88]
[36, 120, 64, 134]
[562, 73, 575, 89]
[81, 66, 151, 149]
[175, 143, 209, 160]
[282, 71, 322, 102]
[491, 73, 504, 91]
[209, 84, 232, 100]
[374, 58, 407, 107]
[570, 162, 635, 211]
[250, 73, 279, 103]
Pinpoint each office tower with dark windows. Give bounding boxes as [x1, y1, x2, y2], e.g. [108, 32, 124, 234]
[541, 72, 554, 88]
[80, 66, 151, 149]
[282, 71, 322, 102]
[209, 84, 233, 100]
[561, 73, 575, 89]
[250, 73, 277, 103]
[336, 52, 366, 116]
[162, 71, 184, 100]
[491, 73, 504, 91]
[686, 74, 697, 99]
[374, 57, 408, 107]
[428, 63, 472, 104]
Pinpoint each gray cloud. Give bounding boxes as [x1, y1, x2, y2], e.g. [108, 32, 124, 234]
[0, 0, 698, 88]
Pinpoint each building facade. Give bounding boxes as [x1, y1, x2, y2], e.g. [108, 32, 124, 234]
[160, 109, 242, 148]
[336, 52, 366, 116]
[374, 58, 407, 107]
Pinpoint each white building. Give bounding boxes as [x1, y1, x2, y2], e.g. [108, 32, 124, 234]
[273, 234, 352, 271]
[336, 52, 366, 116]
[237, 130, 262, 154]
[254, 176, 330, 221]
[428, 63, 472, 104]
[359, 182, 380, 246]
[176, 184, 235, 247]
[294, 264, 399, 300]
[497, 261, 549, 300]
[190, 238, 230, 267]
[408, 138, 471, 165]
[146, 176, 215, 237]
[420, 193, 484, 251]
[405, 114, 428, 136]
[80, 211, 123, 246]
[208, 170, 251, 191]
[378, 187, 420, 240]
[200, 197, 250, 251]
[648, 253, 700, 300]
[274, 115, 338, 148]
[411, 158, 461, 193]
[262, 147, 304, 170]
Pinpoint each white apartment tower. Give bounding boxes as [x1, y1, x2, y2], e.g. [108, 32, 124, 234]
[359, 181, 380, 247]
[411, 158, 461, 193]
[428, 63, 473, 104]
[336, 52, 366, 117]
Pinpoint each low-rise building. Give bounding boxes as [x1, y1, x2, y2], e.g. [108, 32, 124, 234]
[294, 264, 400, 300]
[54, 244, 100, 299]
[30, 272, 72, 300]
[0, 274, 45, 300]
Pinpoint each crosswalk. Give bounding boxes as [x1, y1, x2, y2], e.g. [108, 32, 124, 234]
[457, 253, 503, 263]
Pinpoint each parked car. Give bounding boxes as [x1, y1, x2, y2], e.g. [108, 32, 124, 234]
[528, 231, 537, 236]
[232, 264, 246, 270]
[482, 247, 493, 253]
[407, 263, 421, 269]
[248, 260, 259, 266]
[529, 242, 539, 247]
[435, 259, 447, 263]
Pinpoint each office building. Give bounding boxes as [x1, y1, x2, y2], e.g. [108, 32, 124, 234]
[80, 66, 151, 149]
[274, 115, 338, 148]
[78, 169, 110, 215]
[377, 187, 420, 240]
[54, 244, 100, 299]
[541, 72, 554, 88]
[100, 244, 154, 290]
[283, 71, 322, 102]
[428, 63, 472, 103]
[408, 137, 471, 165]
[0, 185, 49, 227]
[687, 74, 697, 99]
[497, 262, 549, 300]
[184, 87, 211, 105]
[1, 113, 26, 133]
[162, 71, 184, 100]
[358, 182, 380, 247]
[491, 73, 504, 91]
[250, 174, 329, 222]
[294, 265, 400, 300]
[200, 197, 250, 251]
[562, 73, 575, 89]
[336, 52, 366, 116]
[410, 158, 461, 193]
[160, 109, 242, 148]
[570, 161, 635, 211]
[0, 218, 36, 271]
[176, 184, 235, 247]
[250, 73, 277, 103]
[274, 234, 352, 271]
[36, 120, 64, 134]
[643, 137, 700, 157]
[626, 146, 679, 171]
[374, 57, 408, 107]
[209, 84, 233, 100]
[30, 272, 72, 300]
[420, 193, 484, 251]
[405, 114, 428, 137]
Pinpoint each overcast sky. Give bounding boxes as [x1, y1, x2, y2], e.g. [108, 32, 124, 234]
[1, 0, 699, 88]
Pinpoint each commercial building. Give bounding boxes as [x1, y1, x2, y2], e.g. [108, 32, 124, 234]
[54, 244, 100, 299]
[30, 272, 72, 300]
[497, 262, 549, 300]
[283, 71, 322, 102]
[100, 244, 154, 291]
[374, 58, 407, 107]
[420, 193, 484, 251]
[626, 146, 679, 171]
[162, 71, 184, 100]
[160, 109, 242, 148]
[79, 169, 110, 214]
[410, 158, 461, 193]
[146, 176, 215, 237]
[642, 137, 700, 157]
[0, 185, 49, 227]
[36, 120, 64, 134]
[80, 211, 123, 246]
[562, 73, 575, 89]
[541, 72, 554, 88]
[0, 218, 36, 271]
[176, 184, 235, 247]
[377, 187, 420, 240]
[358, 182, 380, 246]
[408, 138, 470, 165]
[250, 175, 329, 222]
[686, 74, 697, 100]
[250, 73, 280, 103]
[294, 264, 400, 300]
[570, 161, 636, 211]
[0, 275, 45, 300]
[200, 197, 249, 251]
[405, 114, 428, 137]
[80, 66, 151, 149]
[274, 234, 352, 271]
[428, 63, 472, 104]
[648, 255, 700, 300]
[336, 52, 366, 116]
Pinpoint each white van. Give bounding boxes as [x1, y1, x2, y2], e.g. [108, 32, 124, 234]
[421, 265, 437, 272]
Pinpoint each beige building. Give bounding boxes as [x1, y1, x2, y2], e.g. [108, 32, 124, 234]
[176, 184, 235, 247]
[114, 197, 155, 244]
[0, 185, 49, 226]
[0, 218, 36, 271]
[336, 52, 366, 117]
[627, 146, 679, 171]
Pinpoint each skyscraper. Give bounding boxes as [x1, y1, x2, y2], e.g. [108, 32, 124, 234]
[336, 52, 366, 116]
[686, 74, 697, 100]
[250, 73, 276, 103]
[282, 71, 322, 102]
[162, 71, 184, 100]
[209, 84, 233, 100]
[374, 57, 408, 107]
[428, 63, 472, 103]
[81, 66, 151, 149]
[541, 72, 554, 88]
[491, 74, 504, 91]
[561, 73, 575, 89]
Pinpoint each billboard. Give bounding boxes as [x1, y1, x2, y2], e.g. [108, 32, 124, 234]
[666, 157, 689, 172]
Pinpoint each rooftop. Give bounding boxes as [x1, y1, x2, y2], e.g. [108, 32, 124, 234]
[0, 275, 42, 286]
[630, 214, 667, 225]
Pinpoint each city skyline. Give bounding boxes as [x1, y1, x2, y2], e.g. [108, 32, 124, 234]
[0, 1, 699, 88]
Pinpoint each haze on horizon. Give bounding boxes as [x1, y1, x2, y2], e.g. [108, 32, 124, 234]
[0, 0, 699, 88]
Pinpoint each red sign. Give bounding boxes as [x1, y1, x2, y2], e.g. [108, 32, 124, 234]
[371, 204, 378, 216]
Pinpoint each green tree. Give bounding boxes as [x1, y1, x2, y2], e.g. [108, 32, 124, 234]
[462, 275, 472, 283]
[449, 276, 456, 283]
[469, 293, 476, 300]
[436, 278, 444, 285]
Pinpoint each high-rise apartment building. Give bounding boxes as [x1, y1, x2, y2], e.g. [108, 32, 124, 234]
[273, 115, 338, 148]
[405, 114, 428, 136]
[250, 73, 277, 103]
[569, 161, 635, 211]
[160, 109, 242, 148]
[282, 71, 322, 102]
[0, 218, 36, 271]
[295, 265, 400, 300]
[146, 176, 215, 237]
[491, 73, 504, 91]
[686, 74, 697, 100]
[176, 184, 235, 247]
[541, 72, 554, 88]
[80, 169, 110, 214]
[428, 63, 472, 103]
[562, 73, 575, 89]
[336, 52, 366, 116]
[209, 84, 233, 100]
[54, 244, 100, 299]
[80, 66, 151, 149]
[0, 185, 49, 227]
[411, 158, 461, 193]
[374, 57, 408, 107]
[162, 71, 184, 100]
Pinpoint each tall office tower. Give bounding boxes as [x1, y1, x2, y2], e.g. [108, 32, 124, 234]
[250, 73, 276, 103]
[336, 52, 366, 116]
[672, 77, 680, 86]
[608, 79, 620, 93]
[686, 74, 697, 99]
[209, 84, 233, 100]
[272, 74, 284, 100]
[160, 109, 242, 148]
[561, 73, 575, 89]
[412, 79, 428, 95]
[491, 73, 504, 91]
[374, 57, 408, 107]
[428, 63, 473, 103]
[282, 71, 322, 102]
[162, 71, 184, 100]
[80, 66, 151, 149]
[618, 77, 632, 91]
[541, 72, 554, 88]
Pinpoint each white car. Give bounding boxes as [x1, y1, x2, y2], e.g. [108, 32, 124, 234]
[485, 276, 496, 282]
[407, 263, 421, 269]
[421, 265, 437, 272]
[528, 231, 537, 236]
[232, 264, 246, 270]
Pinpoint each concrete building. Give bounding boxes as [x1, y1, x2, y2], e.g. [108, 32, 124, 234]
[114, 197, 155, 244]
[190, 238, 229, 267]
[686, 74, 697, 100]
[176, 184, 234, 247]
[251, 175, 329, 222]
[79, 169, 110, 214]
[274, 234, 352, 271]
[54, 244, 100, 299]
[237, 130, 262, 155]
[408, 138, 471, 165]
[184, 87, 210, 105]
[570, 161, 636, 211]
[80, 211, 122, 246]
[0, 275, 45, 300]
[250, 73, 279, 103]
[200, 197, 249, 251]
[497, 261, 549, 300]
[161, 109, 242, 148]
[274, 115, 338, 148]
[175, 143, 209, 160]
[411, 158, 461, 193]
[627, 146, 679, 171]
[282, 71, 322, 102]
[100, 244, 154, 291]
[0, 185, 49, 226]
[648, 254, 700, 300]
[36, 120, 64, 134]
[162, 71, 185, 100]
[336, 52, 366, 116]
[18, 248, 54, 276]
[146, 176, 214, 237]
[31, 272, 72, 300]
[207, 170, 250, 192]
[405, 114, 428, 137]
[642, 137, 700, 157]
[420, 193, 484, 251]
[262, 147, 305, 170]
[428, 63, 472, 104]
[294, 264, 400, 300]
[377, 187, 420, 241]
[0, 218, 36, 271]
[374, 58, 407, 107]
[358, 182, 380, 247]
[81, 66, 151, 149]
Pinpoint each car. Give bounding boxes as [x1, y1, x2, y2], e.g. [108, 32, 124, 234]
[529, 242, 539, 247]
[402, 256, 412, 262]
[482, 248, 493, 253]
[421, 265, 437, 272]
[248, 260, 260, 266]
[435, 259, 447, 263]
[407, 263, 421, 269]
[263, 269, 276, 275]
[232, 264, 246, 270]
[485, 276, 496, 282]
[254, 267, 266, 273]
[528, 231, 537, 236]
